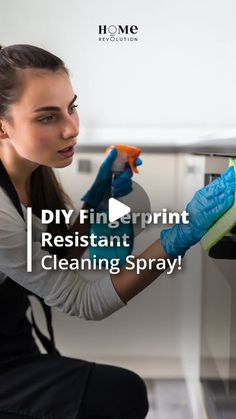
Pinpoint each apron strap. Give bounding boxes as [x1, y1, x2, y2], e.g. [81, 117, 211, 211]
[29, 299, 59, 354]
[0, 160, 24, 219]
[0, 160, 60, 355]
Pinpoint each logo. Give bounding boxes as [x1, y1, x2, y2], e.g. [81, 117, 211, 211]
[98, 25, 139, 43]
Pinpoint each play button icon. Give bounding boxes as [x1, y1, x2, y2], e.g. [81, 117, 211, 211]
[108, 198, 131, 222]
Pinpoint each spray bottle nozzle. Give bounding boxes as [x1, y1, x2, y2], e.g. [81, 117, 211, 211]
[106, 144, 141, 173]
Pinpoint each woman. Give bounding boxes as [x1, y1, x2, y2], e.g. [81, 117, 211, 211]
[0, 44, 234, 419]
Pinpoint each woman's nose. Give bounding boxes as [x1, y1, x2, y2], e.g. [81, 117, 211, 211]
[61, 115, 79, 139]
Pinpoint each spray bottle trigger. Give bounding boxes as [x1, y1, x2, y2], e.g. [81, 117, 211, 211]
[106, 144, 141, 174]
[128, 156, 139, 173]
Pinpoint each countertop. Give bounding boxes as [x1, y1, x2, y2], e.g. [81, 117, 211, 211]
[75, 128, 236, 155]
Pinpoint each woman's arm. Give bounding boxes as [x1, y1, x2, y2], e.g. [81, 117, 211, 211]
[68, 208, 168, 301]
[67, 203, 91, 259]
[111, 165, 236, 303]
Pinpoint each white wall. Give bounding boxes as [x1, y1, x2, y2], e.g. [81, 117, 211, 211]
[1, 0, 236, 143]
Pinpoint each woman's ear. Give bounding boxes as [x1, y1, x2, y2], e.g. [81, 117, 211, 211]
[0, 121, 8, 139]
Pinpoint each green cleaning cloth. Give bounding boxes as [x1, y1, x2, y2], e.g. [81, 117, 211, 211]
[201, 158, 236, 251]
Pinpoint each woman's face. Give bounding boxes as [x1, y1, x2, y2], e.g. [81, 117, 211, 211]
[2, 69, 79, 168]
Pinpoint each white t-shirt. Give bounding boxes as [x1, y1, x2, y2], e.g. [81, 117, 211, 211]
[0, 187, 125, 320]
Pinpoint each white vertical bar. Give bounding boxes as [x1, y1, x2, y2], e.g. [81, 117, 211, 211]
[26, 207, 32, 272]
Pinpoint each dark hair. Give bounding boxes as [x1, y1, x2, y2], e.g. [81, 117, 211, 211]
[0, 44, 74, 257]
[0, 44, 69, 115]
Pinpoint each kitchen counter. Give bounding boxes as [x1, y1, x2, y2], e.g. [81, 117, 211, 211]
[74, 128, 236, 155]
[75, 141, 236, 155]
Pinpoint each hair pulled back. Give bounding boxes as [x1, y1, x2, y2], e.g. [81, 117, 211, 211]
[0, 44, 74, 256]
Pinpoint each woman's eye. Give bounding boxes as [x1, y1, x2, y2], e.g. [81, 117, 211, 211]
[68, 104, 78, 114]
[38, 115, 55, 124]
[37, 105, 78, 124]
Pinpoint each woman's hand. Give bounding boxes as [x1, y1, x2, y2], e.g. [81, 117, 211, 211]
[160, 166, 236, 257]
[81, 148, 142, 209]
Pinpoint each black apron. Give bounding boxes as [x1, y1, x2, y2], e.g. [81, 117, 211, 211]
[0, 161, 94, 419]
[0, 160, 58, 358]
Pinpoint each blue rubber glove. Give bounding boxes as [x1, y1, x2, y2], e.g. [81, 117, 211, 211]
[112, 158, 142, 197]
[160, 166, 236, 257]
[81, 148, 142, 209]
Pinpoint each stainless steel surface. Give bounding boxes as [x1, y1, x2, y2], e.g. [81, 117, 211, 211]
[200, 154, 236, 417]
[194, 153, 236, 158]
[75, 143, 236, 155]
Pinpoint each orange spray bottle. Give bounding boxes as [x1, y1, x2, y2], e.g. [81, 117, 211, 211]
[89, 144, 141, 265]
[97, 144, 142, 208]
[106, 144, 141, 175]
